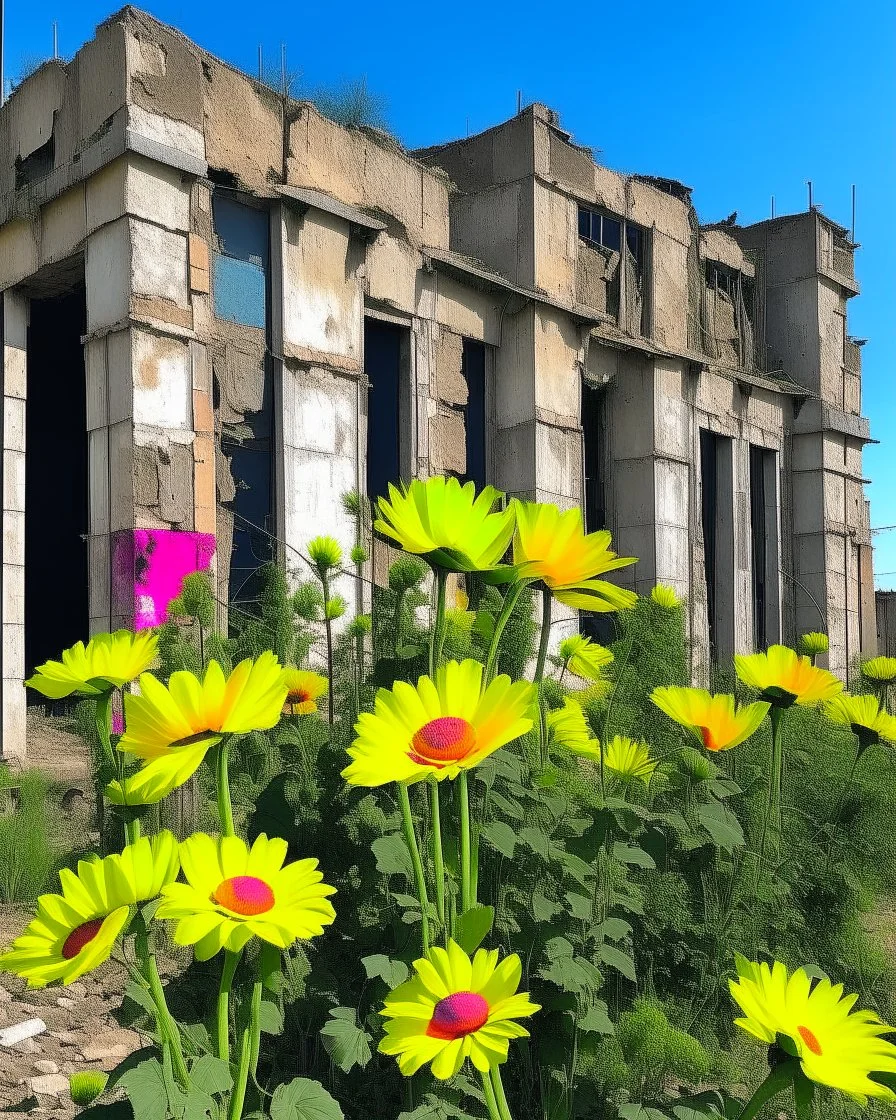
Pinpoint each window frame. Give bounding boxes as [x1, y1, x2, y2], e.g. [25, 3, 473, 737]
[577, 202, 650, 335]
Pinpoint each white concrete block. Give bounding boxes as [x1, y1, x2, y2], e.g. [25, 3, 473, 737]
[107, 329, 135, 424]
[88, 534, 111, 625]
[2, 450, 25, 513]
[85, 337, 108, 431]
[86, 219, 131, 332]
[40, 185, 88, 268]
[89, 429, 110, 535]
[3, 510, 24, 565]
[3, 397, 25, 453]
[2, 564, 24, 626]
[654, 458, 689, 528]
[127, 105, 206, 162]
[86, 158, 128, 236]
[2, 346, 27, 399]
[1, 680, 27, 761]
[130, 219, 189, 308]
[132, 331, 191, 429]
[126, 157, 190, 231]
[2, 624, 24, 680]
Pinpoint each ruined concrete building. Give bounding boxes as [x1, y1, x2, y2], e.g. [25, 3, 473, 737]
[0, 8, 877, 757]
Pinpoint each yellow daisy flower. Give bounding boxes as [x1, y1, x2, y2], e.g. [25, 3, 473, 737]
[603, 736, 657, 783]
[823, 693, 896, 749]
[734, 645, 843, 708]
[557, 634, 613, 681]
[113, 654, 288, 805]
[546, 698, 599, 758]
[651, 584, 681, 608]
[861, 656, 896, 686]
[511, 501, 637, 612]
[374, 477, 515, 574]
[156, 833, 336, 961]
[730, 955, 896, 1103]
[282, 668, 329, 716]
[379, 940, 539, 1079]
[26, 630, 159, 700]
[651, 686, 770, 752]
[0, 833, 180, 988]
[799, 632, 829, 657]
[342, 660, 535, 787]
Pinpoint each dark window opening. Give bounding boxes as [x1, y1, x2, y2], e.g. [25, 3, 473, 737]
[461, 339, 487, 490]
[25, 285, 89, 676]
[749, 445, 768, 650]
[365, 318, 407, 502]
[704, 260, 756, 368]
[578, 203, 649, 334]
[580, 380, 614, 644]
[16, 133, 55, 190]
[211, 194, 274, 607]
[700, 428, 720, 657]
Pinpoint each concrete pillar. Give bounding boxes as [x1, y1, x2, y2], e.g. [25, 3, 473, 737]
[1, 291, 28, 760]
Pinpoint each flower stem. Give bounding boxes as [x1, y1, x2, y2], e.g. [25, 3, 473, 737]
[398, 783, 431, 954]
[483, 581, 527, 686]
[533, 586, 553, 769]
[249, 943, 278, 1079]
[458, 771, 474, 913]
[480, 1068, 504, 1120]
[217, 948, 241, 1065]
[321, 574, 335, 725]
[429, 780, 447, 930]
[228, 951, 264, 1119]
[216, 739, 235, 838]
[93, 692, 115, 849]
[755, 706, 784, 891]
[736, 1061, 798, 1120]
[429, 568, 448, 678]
[133, 918, 188, 1089]
[491, 1065, 514, 1120]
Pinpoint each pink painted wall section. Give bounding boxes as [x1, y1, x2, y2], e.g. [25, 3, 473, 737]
[112, 529, 215, 630]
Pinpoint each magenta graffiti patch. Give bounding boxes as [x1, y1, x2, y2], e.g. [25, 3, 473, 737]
[112, 529, 215, 629]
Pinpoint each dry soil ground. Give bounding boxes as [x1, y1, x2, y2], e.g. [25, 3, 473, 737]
[0, 712, 145, 1116]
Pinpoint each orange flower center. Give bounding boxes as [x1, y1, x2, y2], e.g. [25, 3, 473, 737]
[699, 726, 720, 751]
[213, 875, 276, 916]
[62, 917, 105, 960]
[426, 991, 489, 1040]
[410, 717, 477, 768]
[287, 688, 312, 704]
[798, 1025, 823, 1056]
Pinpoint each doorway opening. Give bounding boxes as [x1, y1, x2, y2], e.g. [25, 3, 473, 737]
[25, 284, 88, 675]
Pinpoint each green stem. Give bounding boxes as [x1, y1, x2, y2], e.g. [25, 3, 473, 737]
[459, 771, 474, 913]
[93, 691, 115, 850]
[822, 742, 864, 874]
[249, 944, 278, 1079]
[736, 1061, 798, 1120]
[429, 780, 446, 929]
[429, 568, 448, 678]
[321, 574, 335, 725]
[754, 706, 784, 892]
[533, 586, 553, 769]
[491, 1065, 514, 1120]
[216, 739, 235, 838]
[217, 949, 241, 1065]
[228, 1024, 252, 1120]
[398, 783, 431, 953]
[483, 581, 528, 686]
[134, 924, 189, 1089]
[480, 1069, 504, 1120]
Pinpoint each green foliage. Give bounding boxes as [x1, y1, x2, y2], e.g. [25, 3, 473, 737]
[0, 766, 57, 902]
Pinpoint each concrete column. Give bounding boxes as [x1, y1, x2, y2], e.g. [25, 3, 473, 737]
[1, 291, 28, 759]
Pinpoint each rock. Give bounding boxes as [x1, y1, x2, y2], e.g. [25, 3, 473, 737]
[29, 1073, 70, 1097]
[55, 997, 76, 1009]
[55, 1032, 81, 1046]
[80, 1028, 141, 1064]
[65, 983, 87, 999]
[0, 986, 11, 1002]
[9, 1037, 41, 1054]
[32, 1060, 59, 1075]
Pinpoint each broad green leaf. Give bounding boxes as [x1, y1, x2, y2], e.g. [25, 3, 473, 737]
[597, 917, 632, 942]
[259, 999, 284, 1035]
[116, 1055, 168, 1120]
[271, 1078, 344, 1120]
[454, 904, 494, 953]
[578, 1001, 614, 1034]
[696, 801, 744, 851]
[188, 1055, 231, 1096]
[613, 841, 656, 868]
[599, 943, 637, 982]
[373, 833, 414, 877]
[362, 954, 410, 988]
[519, 826, 553, 860]
[532, 892, 561, 921]
[320, 1007, 373, 1073]
[565, 891, 593, 920]
[481, 820, 517, 858]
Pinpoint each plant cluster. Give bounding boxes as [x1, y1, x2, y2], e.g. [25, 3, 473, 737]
[4, 477, 896, 1120]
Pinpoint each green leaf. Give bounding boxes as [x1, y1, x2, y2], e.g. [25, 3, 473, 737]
[565, 891, 593, 920]
[454, 905, 494, 953]
[532, 892, 562, 921]
[519, 826, 554, 860]
[613, 841, 656, 868]
[696, 801, 745, 851]
[481, 820, 517, 858]
[116, 1055, 168, 1120]
[259, 999, 284, 1035]
[372, 833, 414, 877]
[77, 1105, 135, 1120]
[578, 1001, 614, 1034]
[362, 954, 410, 988]
[599, 943, 637, 982]
[188, 1055, 232, 1096]
[271, 1078, 344, 1120]
[597, 917, 632, 942]
[320, 1007, 373, 1073]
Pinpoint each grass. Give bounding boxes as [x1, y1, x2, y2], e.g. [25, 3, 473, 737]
[0, 765, 59, 903]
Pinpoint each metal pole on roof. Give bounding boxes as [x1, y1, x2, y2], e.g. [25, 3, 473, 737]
[53, 21, 58, 59]
[851, 184, 856, 242]
[807, 180, 814, 210]
[770, 195, 775, 218]
[1, 0, 5, 106]
[280, 43, 286, 96]
[258, 44, 263, 81]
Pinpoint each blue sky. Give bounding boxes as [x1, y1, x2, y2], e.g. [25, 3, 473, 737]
[6, 0, 895, 580]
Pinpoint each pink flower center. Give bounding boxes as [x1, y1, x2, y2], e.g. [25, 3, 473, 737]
[410, 717, 477, 768]
[213, 875, 276, 916]
[426, 991, 490, 1040]
[62, 917, 105, 960]
[798, 1024, 823, 1056]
